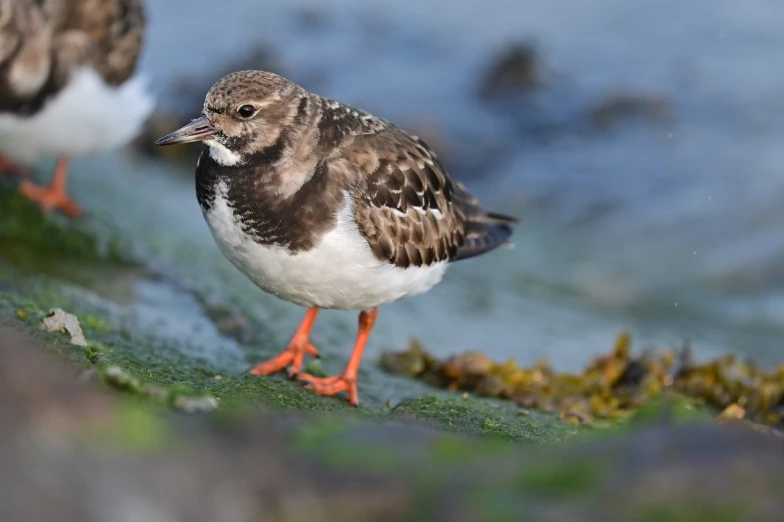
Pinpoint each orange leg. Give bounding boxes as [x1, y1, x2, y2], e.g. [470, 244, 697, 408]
[249, 307, 320, 378]
[0, 154, 31, 178]
[297, 308, 378, 407]
[18, 156, 83, 217]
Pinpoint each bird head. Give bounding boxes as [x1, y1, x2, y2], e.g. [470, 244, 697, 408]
[155, 70, 303, 166]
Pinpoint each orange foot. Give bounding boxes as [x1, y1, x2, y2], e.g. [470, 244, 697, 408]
[19, 180, 83, 217]
[295, 308, 378, 407]
[18, 156, 82, 217]
[297, 373, 359, 407]
[249, 307, 320, 378]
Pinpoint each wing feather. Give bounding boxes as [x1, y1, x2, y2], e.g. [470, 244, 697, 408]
[346, 126, 518, 268]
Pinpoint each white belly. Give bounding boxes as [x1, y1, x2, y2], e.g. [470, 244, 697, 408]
[203, 182, 448, 310]
[0, 67, 154, 164]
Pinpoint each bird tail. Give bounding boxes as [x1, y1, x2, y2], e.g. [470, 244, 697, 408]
[451, 183, 520, 262]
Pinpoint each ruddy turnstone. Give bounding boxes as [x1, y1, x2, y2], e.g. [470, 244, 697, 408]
[156, 70, 518, 406]
[0, 0, 153, 216]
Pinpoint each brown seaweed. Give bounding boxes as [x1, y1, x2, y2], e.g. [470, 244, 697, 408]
[380, 333, 784, 429]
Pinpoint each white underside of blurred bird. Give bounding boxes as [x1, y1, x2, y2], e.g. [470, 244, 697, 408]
[0, 67, 154, 164]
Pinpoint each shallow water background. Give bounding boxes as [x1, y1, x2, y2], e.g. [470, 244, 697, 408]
[72, 0, 784, 370]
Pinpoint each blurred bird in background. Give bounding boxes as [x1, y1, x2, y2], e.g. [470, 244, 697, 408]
[0, 0, 153, 217]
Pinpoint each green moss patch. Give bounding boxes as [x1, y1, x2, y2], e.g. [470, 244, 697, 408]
[0, 186, 131, 281]
[390, 395, 568, 443]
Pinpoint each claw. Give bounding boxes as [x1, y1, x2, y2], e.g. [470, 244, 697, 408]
[249, 307, 320, 377]
[297, 373, 359, 406]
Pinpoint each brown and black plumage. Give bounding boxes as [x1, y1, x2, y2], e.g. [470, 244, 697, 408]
[156, 70, 518, 406]
[348, 125, 518, 268]
[0, 0, 150, 216]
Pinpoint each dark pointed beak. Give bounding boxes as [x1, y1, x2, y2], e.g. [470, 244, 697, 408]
[155, 115, 216, 146]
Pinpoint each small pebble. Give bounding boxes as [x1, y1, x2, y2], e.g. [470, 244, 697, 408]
[42, 308, 87, 347]
[172, 395, 219, 414]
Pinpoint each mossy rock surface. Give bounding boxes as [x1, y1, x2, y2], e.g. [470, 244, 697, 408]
[3, 319, 783, 522]
[2, 179, 783, 521]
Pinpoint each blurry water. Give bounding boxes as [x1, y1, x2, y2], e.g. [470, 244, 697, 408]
[78, 0, 784, 369]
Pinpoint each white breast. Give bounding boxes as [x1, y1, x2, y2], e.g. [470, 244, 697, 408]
[203, 181, 449, 310]
[0, 67, 154, 164]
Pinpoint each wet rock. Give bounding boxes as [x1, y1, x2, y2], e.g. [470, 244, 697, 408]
[0, 324, 114, 432]
[588, 92, 672, 130]
[479, 42, 544, 99]
[42, 308, 87, 347]
[296, 5, 329, 32]
[476, 41, 673, 148]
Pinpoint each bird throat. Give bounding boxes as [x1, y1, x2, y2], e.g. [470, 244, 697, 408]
[195, 145, 341, 253]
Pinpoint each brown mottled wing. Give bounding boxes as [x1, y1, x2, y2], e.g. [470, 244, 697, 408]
[0, 0, 143, 116]
[350, 127, 518, 268]
[55, 0, 145, 85]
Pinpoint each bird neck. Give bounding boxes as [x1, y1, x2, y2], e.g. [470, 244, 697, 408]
[195, 145, 342, 253]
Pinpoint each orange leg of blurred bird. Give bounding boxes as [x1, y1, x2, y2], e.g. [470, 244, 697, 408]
[297, 308, 378, 407]
[249, 307, 320, 378]
[18, 156, 83, 217]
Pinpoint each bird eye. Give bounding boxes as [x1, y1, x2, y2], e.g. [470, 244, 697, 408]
[237, 105, 256, 118]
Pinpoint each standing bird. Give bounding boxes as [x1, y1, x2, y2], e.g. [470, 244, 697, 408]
[156, 71, 518, 406]
[0, 0, 152, 217]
